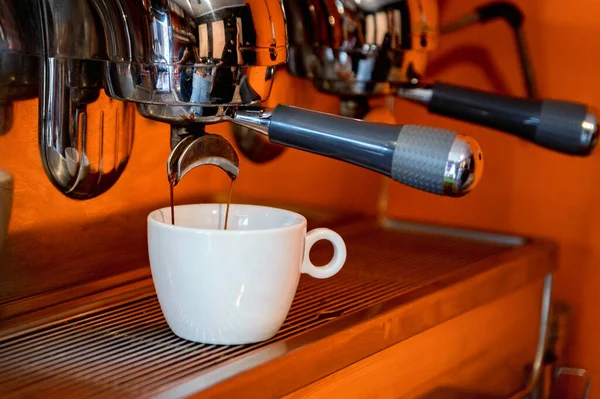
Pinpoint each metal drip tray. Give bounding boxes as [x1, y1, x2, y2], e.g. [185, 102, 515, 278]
[1, 279, 405, 398]
[0, 220, 556, 398]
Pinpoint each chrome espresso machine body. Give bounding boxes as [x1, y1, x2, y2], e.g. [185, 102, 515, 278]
[0, 0, 483, 200]
[282, 0, 599, 156]
[285, 0, 438, 101]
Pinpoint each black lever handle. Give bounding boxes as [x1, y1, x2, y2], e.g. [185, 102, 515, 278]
[398, 82, 598, 156]
[233, 105, 483, 197]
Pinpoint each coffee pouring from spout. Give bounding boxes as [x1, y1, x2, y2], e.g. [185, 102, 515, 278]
[168, 134, 240, 186]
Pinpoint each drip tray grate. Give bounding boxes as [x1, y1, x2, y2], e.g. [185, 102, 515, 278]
[0, 222, 521, 398]
[0, 277, 407, 398]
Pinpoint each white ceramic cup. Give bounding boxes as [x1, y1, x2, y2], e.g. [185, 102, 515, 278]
[0, 170, 13, 253]
[148, 204, 347, 345]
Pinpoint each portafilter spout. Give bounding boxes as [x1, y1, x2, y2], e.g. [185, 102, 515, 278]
[233, 105, 483, 197]
[168, 134, 240, 186]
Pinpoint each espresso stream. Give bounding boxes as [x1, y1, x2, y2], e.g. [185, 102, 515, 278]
[170, 179, 235, 230]
[223, 180, 235, 230]
[169, 181, 176, 225]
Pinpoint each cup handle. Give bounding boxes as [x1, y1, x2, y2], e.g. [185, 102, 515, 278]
[301, 228, 347, 279]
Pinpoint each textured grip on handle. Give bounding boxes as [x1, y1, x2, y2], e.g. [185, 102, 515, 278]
[537, 101, 594, 155]
[424, 82, 598, 156]
[392, 126, 456, 195]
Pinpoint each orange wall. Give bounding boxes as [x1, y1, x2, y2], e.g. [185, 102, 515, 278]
[386, 0, 600, 391]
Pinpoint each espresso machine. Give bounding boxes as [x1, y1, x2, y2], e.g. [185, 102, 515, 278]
[0, 1, 585, 398]
[281, 0, 598, 157]
[0, 0, 483, 201]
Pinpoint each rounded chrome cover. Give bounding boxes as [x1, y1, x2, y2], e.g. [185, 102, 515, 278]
[39, 0, 136, 199]
[92, 0, 288, 124]
[283, 0, 439, 97]
[580, 112, 599, 154]
[443, 134, 483, 196]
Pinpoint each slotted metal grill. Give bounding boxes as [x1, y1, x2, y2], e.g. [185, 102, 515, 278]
[0, 226, 512, 398]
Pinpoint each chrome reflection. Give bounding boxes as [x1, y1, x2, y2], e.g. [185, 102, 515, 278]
[283, 0, 439, 97]
[91, 0, 287, 124]
[580, 112, 599, 154]
[443, 134, 483, 196]
[37, 0, 287, 198]
[39, 56, 136, 199]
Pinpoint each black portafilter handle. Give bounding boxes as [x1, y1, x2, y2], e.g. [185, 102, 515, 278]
[398, 82, 599, 156]
[233, 105, 483, 197]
